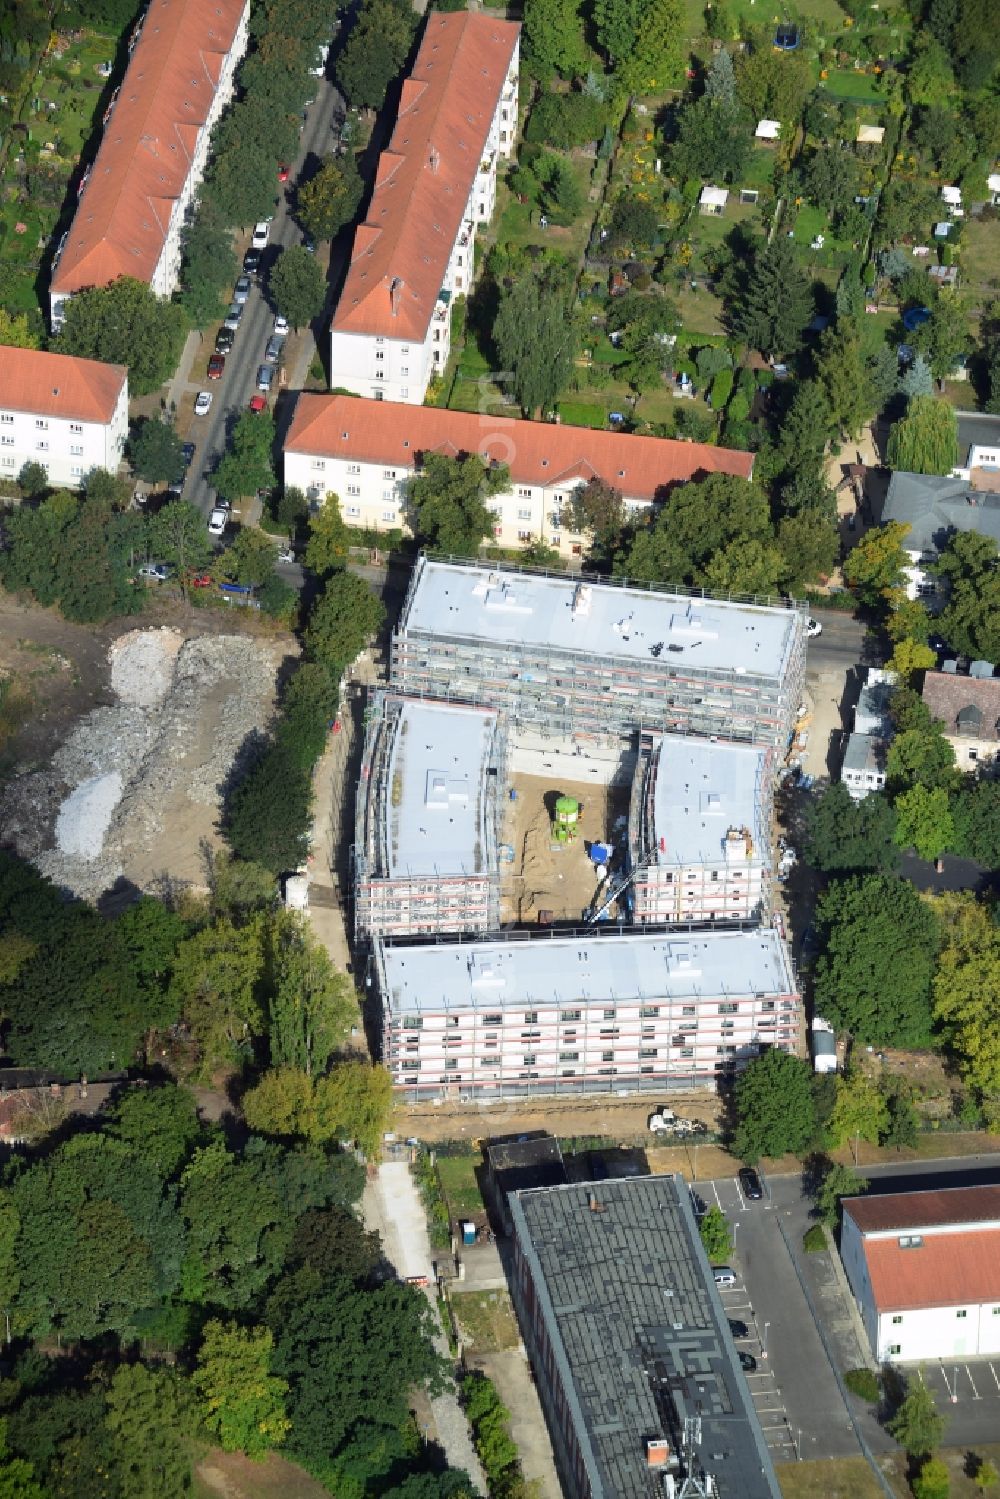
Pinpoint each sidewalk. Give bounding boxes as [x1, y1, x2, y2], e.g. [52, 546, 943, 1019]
[164, 327, 203, 417]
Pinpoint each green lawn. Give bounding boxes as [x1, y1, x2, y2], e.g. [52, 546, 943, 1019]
[681, 0, 850, 38]
[820, 67, 884, 102]
[492, 160, 596, 263]
[451, 1290, 521, 1352]
[435, 1155, 484, 1217]
[960, 215, 1000, 320]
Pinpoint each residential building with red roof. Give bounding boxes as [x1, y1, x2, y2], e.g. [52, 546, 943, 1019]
[329, 12, 520, 405]
[922, 668, 1000, 771]
[49, 0, 251, 329]
[284, 393, 755, 555]
[0, 347, 128, 488]
[841, 1186, 1000, 1362]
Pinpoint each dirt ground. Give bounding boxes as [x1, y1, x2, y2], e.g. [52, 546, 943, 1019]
[396, 1087, 723, 1145]
[195, 1450, 328, 1499]
[500, 772, 629, 924]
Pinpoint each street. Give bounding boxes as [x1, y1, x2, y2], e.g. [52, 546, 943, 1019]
[180, 73, 346, 521]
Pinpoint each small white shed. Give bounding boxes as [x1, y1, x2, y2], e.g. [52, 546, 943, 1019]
[856, 124, 885, 145]
[755, 118, 781, 141]
[699, 185, 729, 215]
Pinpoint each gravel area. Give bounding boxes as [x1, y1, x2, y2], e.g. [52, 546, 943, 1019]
[0, 628, 287, 900]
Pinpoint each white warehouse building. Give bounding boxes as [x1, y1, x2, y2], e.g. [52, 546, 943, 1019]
[841, 1186, 1000, 1363]
[50, 0, 251, 329]
[627, 733, 773, 925]
[329, 12, 520, 404]
[0, 347, 128, 489]
[373, 927, 800, 1099]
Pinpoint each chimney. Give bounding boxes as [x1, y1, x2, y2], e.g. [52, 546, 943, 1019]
[646, 1439, 670, 1468]
[390, 276, 403, 316]
[429, 145, 440, 172]
[587, 1191, 604, 1213]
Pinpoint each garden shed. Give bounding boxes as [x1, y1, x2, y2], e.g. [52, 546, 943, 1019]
[856, 124, 885, 145]
[755, 119, 781, 141]
[699, 185, 728, 216]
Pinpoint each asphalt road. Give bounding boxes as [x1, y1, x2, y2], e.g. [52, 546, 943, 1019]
[185, 73, 345, 521]
[804, 607, 869, 678]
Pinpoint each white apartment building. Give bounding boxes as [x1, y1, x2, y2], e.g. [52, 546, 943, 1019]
[842, 668, 896, 801]
[50, 0, 251, 329]
[283, 394, 755, 558]
[354, 694, 508, 940]
[373, 927, 800, 1099]
[329, 13, 520, 404]
[0, 347, 128, 488]
[842, 1186, 1000, 1363]
[628, 733, 772, 925]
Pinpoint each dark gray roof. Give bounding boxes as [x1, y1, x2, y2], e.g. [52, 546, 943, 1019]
[956, 409, 1000, 466]
[877, 471, 1000, 555]
[509, 1176, 781, 1499]
[485, 1134, 568, 1198]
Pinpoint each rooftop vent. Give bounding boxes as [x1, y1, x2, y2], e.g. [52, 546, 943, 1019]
[428, 145, 440, 173]
[390, 276, 403, 316]
[646, 1439, 670, 1469]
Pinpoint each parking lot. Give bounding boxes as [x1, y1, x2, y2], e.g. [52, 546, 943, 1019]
[917, 1358, 1000, 1449]
[697, 1171, 863, 1462]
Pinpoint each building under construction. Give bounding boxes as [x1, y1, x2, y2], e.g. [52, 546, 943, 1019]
[627, 734, 773, 925]
[354, 694, 509, 940]
[390, 557, 807, 748]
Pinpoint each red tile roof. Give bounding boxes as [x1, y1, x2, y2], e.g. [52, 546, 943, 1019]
[0, 347, 127, 423]
[922, 671, 1000, 745]
[51, 0, 247, 297]
[864, 1228, 1000, 1312]
[285, 394, 755, 497]
[844, 1185, 1000, 1235]
[332, 13, 520, 343]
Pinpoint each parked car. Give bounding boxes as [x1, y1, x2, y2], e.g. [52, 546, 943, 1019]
[257, 363, 274, 392]
[137, 562, 170, 582]
[248, 394, 267, 413]
[208, 505, 229, 537]
[207, 355, 225, 380]
[273, 314, 289, 337]
[277, 163, 290, 182]
[806, 617, 822, 638]
[233, 275, 252, 305]
[243, 248, 261, 275]
[181, 442, 196, 467]
[251, 220, 270, 250]
[302, 234, 316, 254]
[194, 390, 213, 413]
[739, 1167, 764, 1201]
[713, 1267, 737, 1288]
[728, 1319, 750, 1340]
[214, 327, 234, 354]
[738, 1351, 758, 1373]
[265, 333, 284, 362]
[223, 302, 244, 331]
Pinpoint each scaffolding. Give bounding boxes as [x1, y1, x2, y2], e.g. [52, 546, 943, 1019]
[353, 691, 510, 942]
[391, 555, 808, 749]
[627, 732, 774, 926]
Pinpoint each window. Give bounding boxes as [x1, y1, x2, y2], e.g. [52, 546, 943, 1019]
[456, 255, 463, 267]
[517, 530, 532, 542]
[70, 445, 83, 455]
[517, 486, 532, 498]
[70, 465, 82, 477]
[559, 1051, 578, 1062]
[382, 510, 395, 522]
[0, 436, 12, 447]
[382, 489, 392, 500]
[603, 1008, 616, 1021]
[682, 1005, 696, 1016]
[601, 1050, 614, 1062]
[447, 1016, 459, 1028]
[347, 463, 361, 474]
[717, 1044, 737, 1056]
[36, 440, 48, 451]
[956, 1309, 968, 1319]
[375, 370, 385, 381]
[898, 1235, 924, 1249]
[401, 1059, 420, 1071]
[346, 505, 361, 518]
[523, 1054, 536, 1067]
[346, 484, 361, 497]
[525, 1011, 538, 1024]
[402, 1017, 423, 1030]
[482, 1013, 502, 1026]
[678, 1021, 698, 1033]
[598, 1066, 617, 1075]
[376, 336, 384, 345]
[640, 1006, 659, 1018]
[401, 367, 409, 377]
[891, 1315, 902, 1325]
[679, 1047, 694, 1058]
[560, 1010, 581, 1023]
[375, 351, 385, 361]
[454, 276, 463, 290]
[401, 345, 409, 355]
[312, 459, 327, 470]
[718, 1002, 738, 1015]
[69, 422, 83, 433]
[0, 414, 12, 424]
[888, 1344, 901, 1357]
[35, 419, 48, 430]
[521, 1029, 540, 1040]
[517, 506, 532, 520]
[639, 1047, 658, 1058]
[383, 469, 395, 479]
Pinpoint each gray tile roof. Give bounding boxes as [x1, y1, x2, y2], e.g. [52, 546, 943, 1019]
[510, 1176, 782, 1499]
[957, 410, 1000, 465]
[878, 471, 1000, 556]
[923, 671, 1000, 742]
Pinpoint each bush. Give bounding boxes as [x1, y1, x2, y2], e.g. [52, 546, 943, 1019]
[803, 1223, 828, 1253]
[524, 91, 607, 149]
[844, 1368, 880, 1402]
[710, 368, 734, 410]
[413, 1151, 451, 1250]
[913, 1456, 950, 1499]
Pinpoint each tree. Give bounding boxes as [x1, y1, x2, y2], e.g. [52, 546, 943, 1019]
[888, 636, 936, 683]
[130, 418, 184, 486]
[887, 1374, 946, 1458]
[672, 97, 752, 184]
[698, 1205, 732, 1263]
[336, 0, 417, 109]
[304, 571, 385, 674]
[194, 1320, 290, 1459]
[592, 0, 644, 66]
[735, 38, 811, 122]
[269, 245, 325, 330]
[728, 237, 813, 358]
[55, 277, 187, 397]
[540, 155, 584, 225]
[901, 354, 934, 401]
[150, 499, 213, 582]
[522, 0, 587, 78]
[168, 918, 266, 1076]
[815, 322, 875, 440]
[315, 1062, 394, 1158]
[703, 536, 784, 596]
[564, 477, 627, 562]
[803, 146, 861, 219]
[932, 895, 1000, 1118]
[408, 453, 507, 556]
[732, 1050, 816, 1163]
[267, 911, 356, 1073]
[778, 511, 839, 591]
[618, 0, 684, 95]
[0, 311, 39, 349]
[619, 473, 772, 588]
[843, 521, 910, 607]
[226, 744, 314, 874]
[886, 396, 958, 476]
[907, 34, 955, 107]
[606, 194, 660, 251]
[950, 780, 1000, 867]
[16, 463, 47, 498]
[178, 203, 238, 328]
[805, 783, 900, 875]
[705, 47, 736, 104]
[883, 1078, 920, 1150]
[885, 724, 960, 797]
[894, 784, 955, 861]
[913, 289, 972, 383]
[876, 179, 940, 248]
[815, 1161, 867, 1227]
[913, 1457, 951, 1499]
[108, 1084, 202, 1180]
[830, 1069, 889, 1153]
[777, 380, 833, 480]
[105, 1363, 197, 1499]
[297, 153, 363, 241]
[212, 411, 276, 502]
[813, 876, 940, 1046]
[304, 493, 351, 574]
[494, 273, 576, 417]
[974, 1458, 999, 1492]
[288, 1207, 381, 1284]
[935, 531, 1000, 662]
[217, 527, 279, 589]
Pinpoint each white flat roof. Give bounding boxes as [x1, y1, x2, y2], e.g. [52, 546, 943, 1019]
[401, 561, 800, 682]
[378, 929, 795, 1015]
[649, 735, 768, 867]
[387, 699, 499, 878]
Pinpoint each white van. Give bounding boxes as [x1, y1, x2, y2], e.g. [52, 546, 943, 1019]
[713, 1267, 737, 1288]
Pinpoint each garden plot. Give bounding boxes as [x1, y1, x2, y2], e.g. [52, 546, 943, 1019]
[0, 628, 287, 901]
